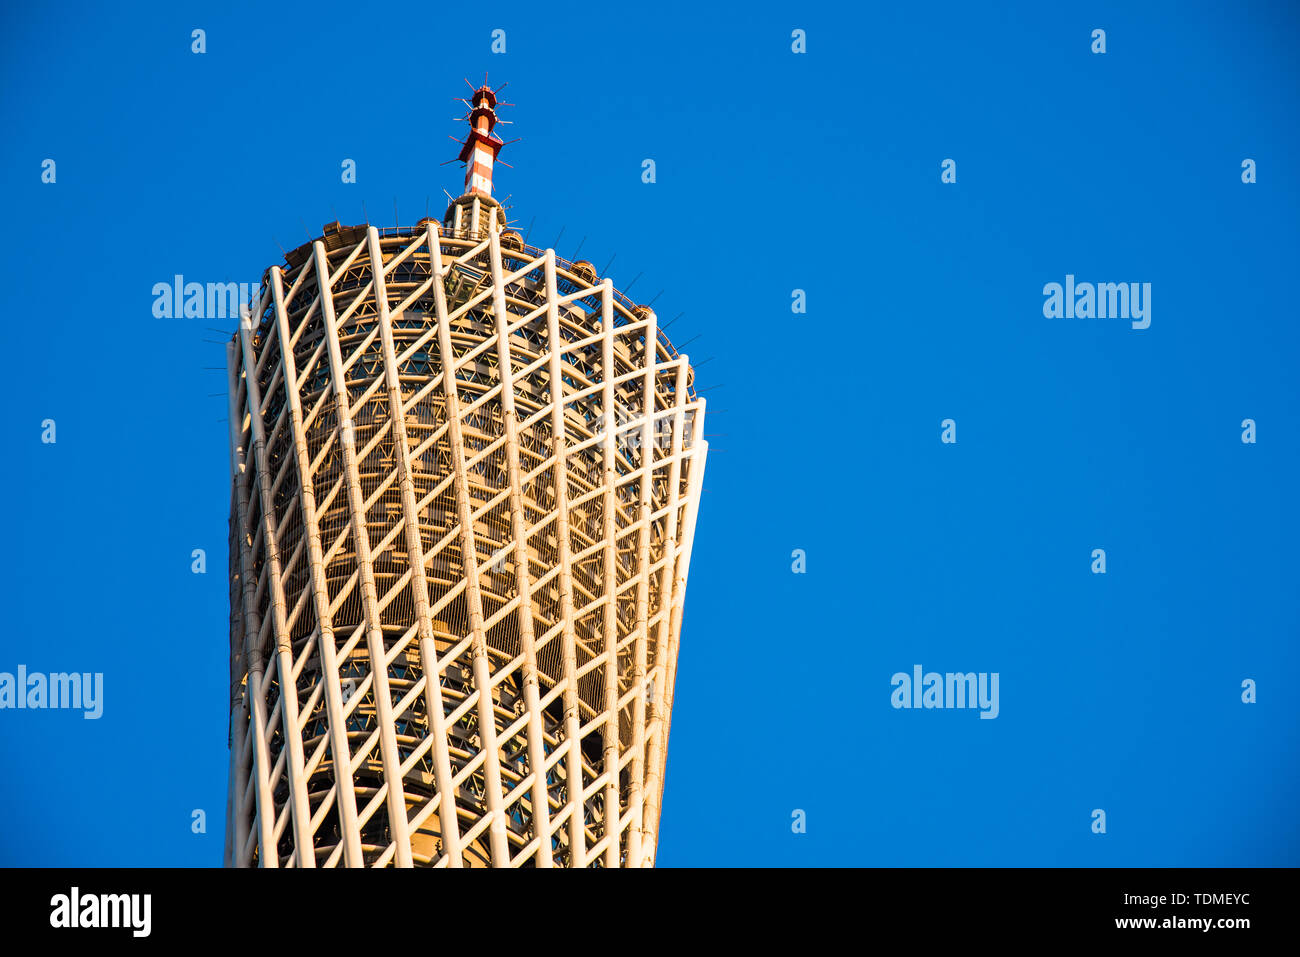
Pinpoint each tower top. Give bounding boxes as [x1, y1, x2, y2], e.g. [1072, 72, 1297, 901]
[454, 81, 510, 200]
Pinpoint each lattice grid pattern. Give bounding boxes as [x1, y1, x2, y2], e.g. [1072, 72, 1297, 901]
[223, 207, 707, 867]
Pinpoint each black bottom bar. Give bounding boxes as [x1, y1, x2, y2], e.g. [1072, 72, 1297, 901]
[2, 867, 1281, 943]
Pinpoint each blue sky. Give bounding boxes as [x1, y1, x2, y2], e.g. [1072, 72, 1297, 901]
[1, 0, 1297, 866]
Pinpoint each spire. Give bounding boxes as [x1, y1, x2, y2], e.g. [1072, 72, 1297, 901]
[455, 82, 508, 199]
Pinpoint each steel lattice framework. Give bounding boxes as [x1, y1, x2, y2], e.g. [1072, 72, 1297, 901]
[223, 192, 707, 867]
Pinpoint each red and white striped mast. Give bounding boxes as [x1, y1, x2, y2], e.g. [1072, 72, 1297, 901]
[457, 83, 506, 199]
[446, 81, 512, 238]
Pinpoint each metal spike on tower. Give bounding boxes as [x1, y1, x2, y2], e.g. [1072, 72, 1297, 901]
[223, 80, 709, 868]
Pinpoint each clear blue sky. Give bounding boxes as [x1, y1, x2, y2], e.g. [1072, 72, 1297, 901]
[2, 0, 1297, 866]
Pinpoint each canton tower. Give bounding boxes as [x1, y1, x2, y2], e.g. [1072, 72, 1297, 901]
[223, 82, 708, 867]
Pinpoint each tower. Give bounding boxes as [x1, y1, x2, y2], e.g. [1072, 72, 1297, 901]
[223, 83, 708, 867]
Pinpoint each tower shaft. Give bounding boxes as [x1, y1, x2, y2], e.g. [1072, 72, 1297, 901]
[224, 215, 707, 867]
